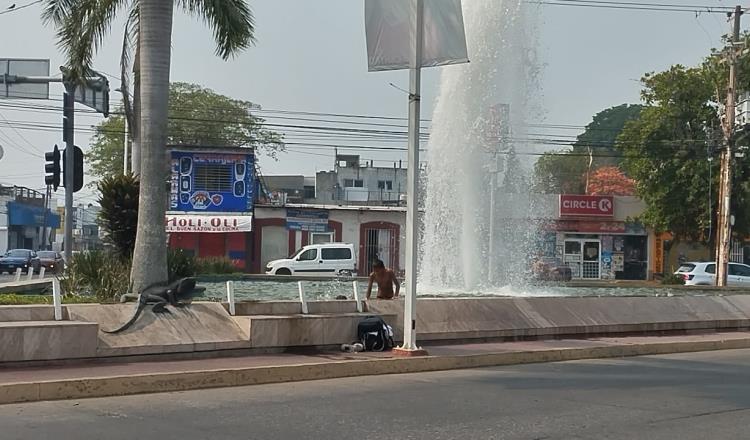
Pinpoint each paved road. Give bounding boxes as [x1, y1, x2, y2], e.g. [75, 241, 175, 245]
[2, 349, 750, 440]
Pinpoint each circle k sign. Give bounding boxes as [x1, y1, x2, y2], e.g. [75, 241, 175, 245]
[559, 195, 615, 217]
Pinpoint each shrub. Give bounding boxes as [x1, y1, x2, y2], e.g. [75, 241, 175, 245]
[58, 250, 130, 303]
[661, 273, 686, 285]
[0, 294, 94, 305]
[196, 256, 237, 275]
[168, 249, 197, 281]
[97, 174, 139, 258]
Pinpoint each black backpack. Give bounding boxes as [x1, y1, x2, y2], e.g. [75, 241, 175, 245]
[357, 316, 394, 352]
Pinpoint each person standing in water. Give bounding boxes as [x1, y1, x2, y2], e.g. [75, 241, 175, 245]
[366, 259, 400, 300]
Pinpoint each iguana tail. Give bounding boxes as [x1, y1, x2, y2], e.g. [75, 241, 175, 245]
[101, 295, 146, 334]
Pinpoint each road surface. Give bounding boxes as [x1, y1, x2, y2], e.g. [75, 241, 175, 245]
[2, 348, 750, 439]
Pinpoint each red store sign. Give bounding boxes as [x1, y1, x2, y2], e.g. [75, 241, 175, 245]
[559, 195, 614, 218]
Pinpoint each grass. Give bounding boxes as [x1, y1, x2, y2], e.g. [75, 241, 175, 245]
[0, 294, 97, 305]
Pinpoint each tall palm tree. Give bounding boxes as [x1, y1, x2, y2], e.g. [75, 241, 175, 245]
[43, 0, 256, 292]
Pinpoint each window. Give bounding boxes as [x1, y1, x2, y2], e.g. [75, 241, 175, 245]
[704, 264, 716, 274]
[7, 250, 29, 258]
[344, 179, 354, 188]
[676, 264, 696, 273]
[730, 264, 750, 277]
[303, 186, 316, 199]
[311, 232, 333, 244]
[321, 247, 352, 260]
[343, 179, 364, 188]
[377, 180, 393, 190]
[354, 179, 364, 188]
[298, 249, 317, 261]
[193, 164, 232, 192]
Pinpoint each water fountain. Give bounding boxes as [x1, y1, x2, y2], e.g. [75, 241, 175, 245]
[420, 0, 546, 291]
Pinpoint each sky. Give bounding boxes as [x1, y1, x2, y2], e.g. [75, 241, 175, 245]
[0, 0, 741, 207]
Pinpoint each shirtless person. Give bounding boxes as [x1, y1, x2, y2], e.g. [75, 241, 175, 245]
[366, 260, 400, 300]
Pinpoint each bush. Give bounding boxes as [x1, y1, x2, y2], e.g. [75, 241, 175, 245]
[58, 250, 130, 303]
[168, 249, 197, 281]
[196, 256, 238, 275]
[661, 273, 686, 285]
[97, 174, 139, 258]
[0, 294, 94, 305]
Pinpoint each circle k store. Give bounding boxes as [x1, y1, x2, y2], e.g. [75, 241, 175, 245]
[546, 194, 655, 281]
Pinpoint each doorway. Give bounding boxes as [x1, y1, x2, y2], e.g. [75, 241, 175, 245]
[564, 238, 601, 279]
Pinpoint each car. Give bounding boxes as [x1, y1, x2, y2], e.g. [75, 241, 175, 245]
[0, 249, 42, 274]
[675, 261, 750, 286]
[265, 243, 357, 277]
[37, 251, 64, 273]
[531, 257, 573, 282]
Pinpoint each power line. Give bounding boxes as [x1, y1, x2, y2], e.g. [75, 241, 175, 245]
[0, 0, 42, 15]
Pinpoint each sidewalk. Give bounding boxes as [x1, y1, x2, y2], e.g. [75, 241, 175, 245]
[2, 331, 750, 405]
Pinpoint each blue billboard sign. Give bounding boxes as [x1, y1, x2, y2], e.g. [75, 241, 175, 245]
[286, 209, 329, 232]
[169, 151, 255, 213]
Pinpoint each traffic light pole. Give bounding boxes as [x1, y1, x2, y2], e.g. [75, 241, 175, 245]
[63, 84, 75, 263]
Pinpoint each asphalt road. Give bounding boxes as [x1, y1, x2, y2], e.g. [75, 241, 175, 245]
[3, 349, 750, 440]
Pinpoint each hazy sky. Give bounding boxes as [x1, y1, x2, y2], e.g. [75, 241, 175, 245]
[0, 0, 739, 206]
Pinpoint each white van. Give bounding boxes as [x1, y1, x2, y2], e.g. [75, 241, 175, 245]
[265, 243, 357, 277]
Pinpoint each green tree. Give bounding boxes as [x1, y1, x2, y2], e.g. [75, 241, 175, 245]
[533, 104, 643, 194]
[43, 0, 256, 292]
[87, 82, 283, 181]
[616, 63, 750, 241]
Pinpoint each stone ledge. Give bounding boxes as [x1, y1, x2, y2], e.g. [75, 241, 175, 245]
[0, 320, 98, 362]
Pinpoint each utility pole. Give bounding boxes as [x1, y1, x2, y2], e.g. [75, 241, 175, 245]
[716, 5, 743, 287]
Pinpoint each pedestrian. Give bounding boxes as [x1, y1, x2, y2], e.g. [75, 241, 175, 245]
[365, 259, 400, 300]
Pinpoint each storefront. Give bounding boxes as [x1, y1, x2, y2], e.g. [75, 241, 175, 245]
[552, 195, 651, 280]
[166, 147, 255, 270]
[6, 201, 60, 251]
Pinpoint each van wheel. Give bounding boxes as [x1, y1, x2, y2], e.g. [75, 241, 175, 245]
[339, 270, 353, 277]
[276, 268, 292, 276]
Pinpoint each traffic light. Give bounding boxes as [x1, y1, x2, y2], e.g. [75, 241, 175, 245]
[44, 144, 61, 191]
[62, 145, 84, 193]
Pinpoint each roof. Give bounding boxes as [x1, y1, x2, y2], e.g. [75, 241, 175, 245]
[258, 203, 407, 213]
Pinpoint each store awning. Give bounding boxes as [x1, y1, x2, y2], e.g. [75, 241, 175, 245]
[166, 214, 252, 233]
[8, 201, 60, 228]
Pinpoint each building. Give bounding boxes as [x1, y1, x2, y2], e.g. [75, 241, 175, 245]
[166, 146, 255, 270]
[252, 204, 405, 275]
[0, 185, 60, 253]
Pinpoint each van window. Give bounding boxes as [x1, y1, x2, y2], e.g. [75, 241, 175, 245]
[704, 264, 716, 274]
[322, 247, 352, 260]
[676, 264, 696, 273]
[298, 249, 317, 261]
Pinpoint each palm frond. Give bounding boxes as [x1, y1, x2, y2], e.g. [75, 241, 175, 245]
[41, 0, 76, 26]
[178, 0, 256, 60]
[55, 0, 129, 83]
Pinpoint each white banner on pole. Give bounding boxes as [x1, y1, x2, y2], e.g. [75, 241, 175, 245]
[365, 0, 468, 72]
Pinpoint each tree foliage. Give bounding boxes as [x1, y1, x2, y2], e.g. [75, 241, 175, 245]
[533, 104, 643, 194]
[617, 56, 750, 240]
[586, 166, 636, 196]
[87, 82, 284, 181]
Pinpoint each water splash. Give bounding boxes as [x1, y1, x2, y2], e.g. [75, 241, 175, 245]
[420, 0, 546, 291]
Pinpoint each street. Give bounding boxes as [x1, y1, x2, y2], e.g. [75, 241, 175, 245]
[2, 349, 750, 440]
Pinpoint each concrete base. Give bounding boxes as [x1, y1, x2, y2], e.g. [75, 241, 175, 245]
[0, 321, 98, 362]
[392, 347, 429, 357]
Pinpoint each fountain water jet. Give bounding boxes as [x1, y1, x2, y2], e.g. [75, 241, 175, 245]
[420, 0, 545, 291]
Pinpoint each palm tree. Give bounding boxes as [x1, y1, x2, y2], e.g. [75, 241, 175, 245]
[43, 0, 256, 292]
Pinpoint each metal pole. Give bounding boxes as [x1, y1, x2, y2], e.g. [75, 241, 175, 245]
[716, 5, 742, 287]
[488, 165, 495, 283]
[123, 116, 129, 174]
[401, 0, 424, 351]
[63, 84, 75, 264]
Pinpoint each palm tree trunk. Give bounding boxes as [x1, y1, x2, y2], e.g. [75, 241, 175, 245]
[130, 0, 173, 292]
[131, 41, 142, 176]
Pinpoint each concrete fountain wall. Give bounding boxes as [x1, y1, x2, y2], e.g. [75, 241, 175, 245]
[3, 295, 750, 363]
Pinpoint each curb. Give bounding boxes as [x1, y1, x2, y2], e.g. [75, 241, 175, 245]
[3, 337, 750, 405]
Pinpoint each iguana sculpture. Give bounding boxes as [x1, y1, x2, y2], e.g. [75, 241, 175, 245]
[102, 277, 205, 334]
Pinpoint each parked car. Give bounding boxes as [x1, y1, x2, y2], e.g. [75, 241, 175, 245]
[265, 243, 357, 277]
[37, 251, 64, 273]
[675, 261, 750, 286]
[531, 257, 573, 282]
[0, 249, 42, 274]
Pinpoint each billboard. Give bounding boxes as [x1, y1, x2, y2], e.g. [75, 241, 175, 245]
[286, 209, 329, 232]
[166, 214, 252, 233]
[559, 195, 614, 218]
[170, 151, 255, 213]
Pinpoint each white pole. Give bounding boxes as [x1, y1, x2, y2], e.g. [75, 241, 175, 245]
[226, 280, 236, 316]
[402, 0, 424, 351]
[39, 266, 45, 280]
[298, 281, 308, 314]
[52, 278, 62, 321]
[353, 280, 363, 313]
[14, 268, 21, 282]
[26, 267, 33, 281]
[123, 116, 129, 174]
